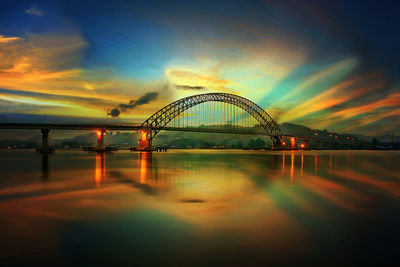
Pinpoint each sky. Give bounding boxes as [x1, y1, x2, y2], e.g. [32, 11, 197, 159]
[0, 0, 399, 135]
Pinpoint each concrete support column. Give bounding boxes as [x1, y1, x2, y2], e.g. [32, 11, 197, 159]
[272, 136, 282, 148]
[304, 140, 310, 149]
[290, 137, 296, 149]
[96, 129, 106, 149]
[41, 129, 50, 149]
[41, 128, 50, 153]
[139, 130, 151, 150]
[316, 141, 322, 150]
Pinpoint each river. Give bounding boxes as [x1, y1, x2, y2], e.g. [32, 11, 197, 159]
[0, 149, 399, 265]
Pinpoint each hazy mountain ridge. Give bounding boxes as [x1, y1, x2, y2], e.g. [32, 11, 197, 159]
[280, 123, 398, 143]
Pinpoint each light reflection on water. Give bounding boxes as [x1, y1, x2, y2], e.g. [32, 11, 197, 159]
[95, 153, 105, 187]
[0, 149, 400, 265]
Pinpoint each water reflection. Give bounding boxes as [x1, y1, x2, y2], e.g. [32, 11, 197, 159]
[95, 153, 105, 187]
[290, 152, 294, 181]
[301, 153, 304, 176]
[41, 153, 49, 181]
[14, 150, 400, 204]
[314, 154, 318, 174]
[139, 151, 152, 183]
[1, 150, 400, 265]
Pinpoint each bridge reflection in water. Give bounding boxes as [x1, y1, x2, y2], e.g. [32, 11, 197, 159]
[281, 152, 310, 177]
[88, 150, 330, 199]
[95, 153, 106, 187]
[34, 150, 366, 196]
[101, 149, 398, 207]
[139, 152, 151, 184]
[41, 153, 49, 181]
[1, 150, 400, 265]
[91, 151, 154, 188]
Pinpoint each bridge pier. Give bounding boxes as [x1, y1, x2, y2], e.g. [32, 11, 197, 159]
[326, 142, 333, 150]
[95, 129, 106, 152]
[42, 128, 49, 150]
[139, 130, 151, 150]
[301, 139, 310, 149]
[37, 128, 54, 153]
[272, 136, 283, 149]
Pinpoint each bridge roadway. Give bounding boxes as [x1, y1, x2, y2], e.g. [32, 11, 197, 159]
[281, 134, 352, 145]
[0, 122, 142, 131]
[0, 122, 355, 146]
[0, 122, 272, 136]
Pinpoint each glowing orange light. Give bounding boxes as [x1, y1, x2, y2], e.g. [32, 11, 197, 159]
[95, 153, 105, 188]
[329, 134, 333, 137]
[300, 144, 305, 148]
[140, 130, 148, 140]
[290, 152, 294, 180]
[139, 152, 148, 183]
[282, 141, 286, 146]
[290, 137, 295, 148]
[301, 154, 303, 176]
[139, 130, 150, 148]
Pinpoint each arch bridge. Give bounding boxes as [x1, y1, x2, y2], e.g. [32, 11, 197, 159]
[139, 93, 282, 148]
[0, 92, 359, 152]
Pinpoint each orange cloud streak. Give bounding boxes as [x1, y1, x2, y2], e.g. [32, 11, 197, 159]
[280, 74, 383, 122]
[0, 32, 171, 118]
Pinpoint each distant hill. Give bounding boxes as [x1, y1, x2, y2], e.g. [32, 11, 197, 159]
[280, 123, 398, 143]
[280, 123, 316, 136]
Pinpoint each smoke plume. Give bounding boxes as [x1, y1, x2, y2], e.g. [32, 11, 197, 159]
[108, 92, 159, 117]
[175, 84, 206, 90]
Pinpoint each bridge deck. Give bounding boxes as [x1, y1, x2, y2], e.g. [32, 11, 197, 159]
[0, 123, 142, 131]
[0, 123, 266, 135]
[0, 123, 356, 145]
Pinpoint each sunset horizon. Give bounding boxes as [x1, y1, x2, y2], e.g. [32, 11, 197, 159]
[1, 0, 399, 135]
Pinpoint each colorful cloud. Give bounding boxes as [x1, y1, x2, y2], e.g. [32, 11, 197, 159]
[0, 1, 399, 135]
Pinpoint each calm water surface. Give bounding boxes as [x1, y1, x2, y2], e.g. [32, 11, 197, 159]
[0, 149, 400, 265]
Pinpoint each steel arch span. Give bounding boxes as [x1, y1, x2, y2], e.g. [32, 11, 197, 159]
[141, 93, 282, 144]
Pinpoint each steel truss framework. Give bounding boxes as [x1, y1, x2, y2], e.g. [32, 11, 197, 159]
[141, 93, 282, 143]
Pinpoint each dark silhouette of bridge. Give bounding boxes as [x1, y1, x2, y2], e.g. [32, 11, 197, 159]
[0, 92, 357, 152]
